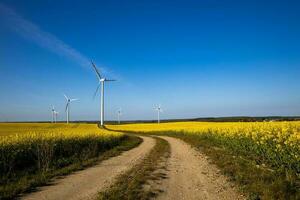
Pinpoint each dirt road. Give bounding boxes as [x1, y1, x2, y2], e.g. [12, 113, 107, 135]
[22, 136, 155, 200]
[22, 136, 245, 200]
[157, 136, 245, 200]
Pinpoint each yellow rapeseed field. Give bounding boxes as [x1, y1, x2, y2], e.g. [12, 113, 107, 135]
[0, 123, 124, 181]
[108, 122, 300, 172]
[0, 123, 122, 137]
[0, 123, 123, 142]
[108, 121, 300, 148]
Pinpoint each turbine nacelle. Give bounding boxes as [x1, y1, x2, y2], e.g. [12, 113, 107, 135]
[100, 78, 115, 83]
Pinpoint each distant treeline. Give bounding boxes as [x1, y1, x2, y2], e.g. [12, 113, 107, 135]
[2, 116, 300, 124]
[104, 116, 300, 124]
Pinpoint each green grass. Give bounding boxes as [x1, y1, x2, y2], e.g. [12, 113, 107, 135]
[0, 135, 142, 200]
[156, 131, 299, 200]
[98, 137, 170, 200]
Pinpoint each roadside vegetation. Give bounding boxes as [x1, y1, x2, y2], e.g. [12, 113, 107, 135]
[98, 136, 170, 200]
[0, 123, 141, 200]
[108, 122, 300, 199]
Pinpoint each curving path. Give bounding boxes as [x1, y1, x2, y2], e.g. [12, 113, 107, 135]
[22, 136, 155, 200]
[157, 136, 245, 200]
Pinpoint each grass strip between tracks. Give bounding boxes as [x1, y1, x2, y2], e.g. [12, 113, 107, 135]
[98, 136, 170, 200]
[1, 135, 142, 200]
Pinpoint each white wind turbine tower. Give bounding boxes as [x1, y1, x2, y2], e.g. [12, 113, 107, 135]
[54, 111, 59, 123]
[91, 61, 116, 126]
[51, 105, 55, 123]
[64, 94, 78, 124]
[154, 104, 163, 124]
[117, 108, 122, 124]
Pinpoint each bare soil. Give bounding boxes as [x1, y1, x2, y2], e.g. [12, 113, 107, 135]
[156, 136, 245, 200]
[21, 136, 155, 200]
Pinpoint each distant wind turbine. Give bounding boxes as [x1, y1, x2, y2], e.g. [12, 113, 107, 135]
[154, 104, 163, 124]
[51, 105, 55, 123]
[54, 111, 59, 123]
[91, 61, 116, 126]
[64, 94, 78, 124]
[117, 108, 122, 124]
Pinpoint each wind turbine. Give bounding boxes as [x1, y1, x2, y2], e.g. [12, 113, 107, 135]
[117, 108, 122, 124]
[154, 104, 163, 124]
[51, 105, 55, 123]
[54, 111, 59, 123]
[91, 61, 116, 126]
[64, 94, 78, 124]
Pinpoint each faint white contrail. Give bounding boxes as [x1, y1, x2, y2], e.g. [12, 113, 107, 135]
[0, 3, 91, 68]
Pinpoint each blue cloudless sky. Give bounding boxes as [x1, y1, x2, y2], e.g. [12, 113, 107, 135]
[0, 0, 300, 121]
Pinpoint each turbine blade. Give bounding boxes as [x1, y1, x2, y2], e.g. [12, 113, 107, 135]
[70, 98, 79, 102]
[63, 94, 69, 100]
[93, 84, 101, 99]
[91, 60, 102, 80]
[105, 79, 116, 82]
[65, 103, 69, 112]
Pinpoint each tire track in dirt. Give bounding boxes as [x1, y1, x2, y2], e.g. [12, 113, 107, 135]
[22, 136, 155, 200]
[157, 136, 245, 200]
